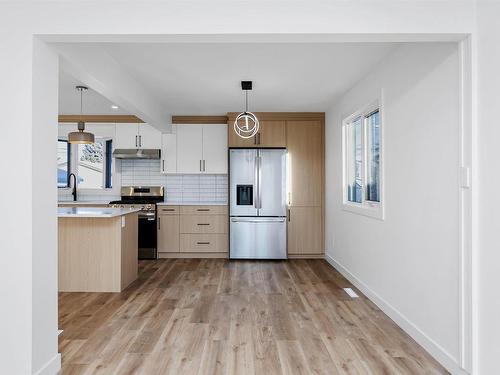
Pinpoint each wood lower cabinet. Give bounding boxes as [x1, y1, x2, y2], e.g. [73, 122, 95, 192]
[287, 206, 323, 256]
[157, 207, 179, 253]
[157, 205, 228, 258]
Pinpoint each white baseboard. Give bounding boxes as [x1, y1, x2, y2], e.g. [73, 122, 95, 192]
[34, 353, 61, 375]
[324, 253, 470, 375]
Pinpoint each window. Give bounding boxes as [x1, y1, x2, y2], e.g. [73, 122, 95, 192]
[342, 103, 383, 219]
[58, 138, 113, 190]
[57, 140, 70, 188]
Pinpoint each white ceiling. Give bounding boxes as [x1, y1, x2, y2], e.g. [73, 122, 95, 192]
[59, 70, 128, 115]
[58, 42, 400, 116]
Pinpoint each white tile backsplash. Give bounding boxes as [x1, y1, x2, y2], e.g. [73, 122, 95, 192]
[120, 159, 228, 203]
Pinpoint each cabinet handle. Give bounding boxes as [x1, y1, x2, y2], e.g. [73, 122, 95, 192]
[257, 133, 261, 145]
[199, 160, 202, 172]
[288, 209, 291, 222]
[196, 242, 210, 245]
[162, 160, 165, 172]
[139, 135, 142, 147]
[158, 217, 161, 229]
[162, 208, 176, 212]
[254, 135, 257, 145]
[203, 160, 206, 172]
[197, 208, 210, 212]
[197, 223, 210, 226]
[135, 135, 138, 148]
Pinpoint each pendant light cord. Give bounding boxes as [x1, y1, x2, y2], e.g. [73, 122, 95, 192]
[245, 90, 248, 114]
[80, 88, 83, 120]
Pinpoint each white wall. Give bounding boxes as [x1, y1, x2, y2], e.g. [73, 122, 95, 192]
[32, 39, 61, 375]
[0, 19, 35, 375]
[325, 43, 461, 372]
[476, 2, 500, 374]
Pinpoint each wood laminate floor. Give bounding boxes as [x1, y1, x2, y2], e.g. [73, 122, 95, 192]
[59, 259, 448, 375]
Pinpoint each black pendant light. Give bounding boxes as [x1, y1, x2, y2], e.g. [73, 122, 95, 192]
[68, 86, 95, 144]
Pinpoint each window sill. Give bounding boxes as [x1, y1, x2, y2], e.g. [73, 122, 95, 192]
[342, 202, 384, 220]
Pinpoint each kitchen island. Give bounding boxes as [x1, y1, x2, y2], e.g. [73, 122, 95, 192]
[58, 207, 140, 292]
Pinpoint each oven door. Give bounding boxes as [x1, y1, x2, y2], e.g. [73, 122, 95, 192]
[138, 211, 157, 259]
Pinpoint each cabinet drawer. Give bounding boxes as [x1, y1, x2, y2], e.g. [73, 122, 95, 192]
[180, 215, 227, 234]
[180, 205, 228, 215]
[180, 234, 228, 253]
[157, 206, 180, 215]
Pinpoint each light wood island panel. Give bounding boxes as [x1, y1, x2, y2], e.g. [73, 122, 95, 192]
[58, 213, 138, 292]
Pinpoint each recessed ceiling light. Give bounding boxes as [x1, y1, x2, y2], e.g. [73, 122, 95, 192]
[111, 105, 119, 110]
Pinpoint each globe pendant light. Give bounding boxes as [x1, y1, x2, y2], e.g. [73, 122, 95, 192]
[68, 86, 95, 144]
[234, 81, 259, 139]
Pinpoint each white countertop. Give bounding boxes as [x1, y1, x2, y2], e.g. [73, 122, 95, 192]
[157, 202, 228, 206]
[58, 207, 141, 218]
[58, 200, 111, 206]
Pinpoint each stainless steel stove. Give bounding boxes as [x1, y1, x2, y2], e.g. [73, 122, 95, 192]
[109, 186, 164, 260]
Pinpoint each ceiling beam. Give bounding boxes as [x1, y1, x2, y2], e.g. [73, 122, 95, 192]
[55, 43, 171, 132]
[172, 115, 228, 124]
[59, 115, 144, 123]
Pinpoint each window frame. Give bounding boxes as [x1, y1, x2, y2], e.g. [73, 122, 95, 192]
[57, 139, 71, 188]
[341, 99, 384, 220]
[58, 136, 117, 194]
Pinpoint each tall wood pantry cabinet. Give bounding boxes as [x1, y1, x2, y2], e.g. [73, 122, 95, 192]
[286, 119, 324, 256]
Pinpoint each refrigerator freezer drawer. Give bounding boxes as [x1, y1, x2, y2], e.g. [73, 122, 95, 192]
[230, 217, 287, 259]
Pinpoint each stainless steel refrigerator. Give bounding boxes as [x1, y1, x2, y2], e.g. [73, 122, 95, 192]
[229, 148, 287, 259]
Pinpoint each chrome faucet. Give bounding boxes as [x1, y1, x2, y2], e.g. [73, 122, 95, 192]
[68, 173, 77, 201]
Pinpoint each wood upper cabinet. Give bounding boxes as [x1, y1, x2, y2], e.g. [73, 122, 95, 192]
[227, 118, 286, 148]
[288, 206, 322, 255]
[286, 120, 323, 206]
[258, 120, 286, 147]
[227, 120, 256, 147]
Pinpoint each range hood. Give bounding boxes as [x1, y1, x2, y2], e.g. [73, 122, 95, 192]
[112, 149, 161, 159]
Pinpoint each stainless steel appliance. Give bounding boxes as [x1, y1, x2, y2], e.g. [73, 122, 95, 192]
[109, 186, 164, 259]
[112, 149, 161, 159]
[229, 149, 287, 259]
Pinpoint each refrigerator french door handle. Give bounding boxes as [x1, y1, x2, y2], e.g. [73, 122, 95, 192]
[231, 218, 286, 223]
[258, 154, 263, 209]
[254, 155, 259, 211]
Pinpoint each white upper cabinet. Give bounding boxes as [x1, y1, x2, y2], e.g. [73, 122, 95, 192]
[114, 123, 139, 149]
[161, 130, 177, 174]
[202, 124, 227, 174]
[160, 124, 228, 174]
[138, 123, 162, 149]
[176, 125, 204, 173]
[114, 123, 161, 149]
